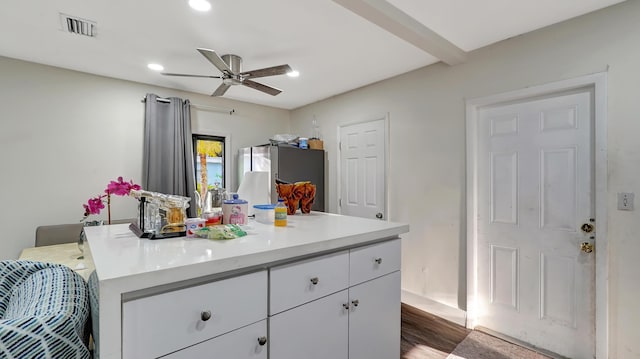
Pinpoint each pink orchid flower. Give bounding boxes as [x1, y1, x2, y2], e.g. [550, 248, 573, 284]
[83, 195, 106, 217]
[82, 177, 140, 221]
[106, 176, 142, 196]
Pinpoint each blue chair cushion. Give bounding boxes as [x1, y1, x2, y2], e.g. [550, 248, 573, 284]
[0, 260, 90, 359]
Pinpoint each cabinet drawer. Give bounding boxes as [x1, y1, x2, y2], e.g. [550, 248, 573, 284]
[123, 270, 267, 359]
[349, 239, 400, 286]
[163, 320, 268, 359]
[270, 251, 349, 315]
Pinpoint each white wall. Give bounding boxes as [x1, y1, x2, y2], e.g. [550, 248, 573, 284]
[0, 56, 289, 260]
[290, 1, 640, 357]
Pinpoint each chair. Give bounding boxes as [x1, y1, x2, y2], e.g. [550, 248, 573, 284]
[35, 223, 83, 247]
[0, 260, 91, 359]
[35, 219, 136, 247]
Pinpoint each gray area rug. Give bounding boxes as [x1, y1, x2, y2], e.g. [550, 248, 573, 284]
[446, 331, 551, 359]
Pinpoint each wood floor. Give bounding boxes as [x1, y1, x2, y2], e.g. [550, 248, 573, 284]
[400, 303, 471, 359]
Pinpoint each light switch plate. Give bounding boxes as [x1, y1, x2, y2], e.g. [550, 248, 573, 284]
[617, 192, 634, 211]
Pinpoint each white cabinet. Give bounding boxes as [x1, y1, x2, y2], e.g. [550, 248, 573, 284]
[349, 239, 401, 285]
[163, 320, 268, 359]
[270, 251, 349, 315]
[270, 290, 349, 359]
[269, 239, 401, 359]
[120, 239, 400, 359]
[122, 270, 267, 359]
[348, 271, 401, 359]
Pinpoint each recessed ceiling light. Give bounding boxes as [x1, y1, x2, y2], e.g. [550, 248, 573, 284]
[147, 63, 164, 71]
[189, 0, 211, 12]
[287, 70, 300, 78]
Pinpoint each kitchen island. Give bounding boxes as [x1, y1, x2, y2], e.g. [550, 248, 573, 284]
[85, 212, 409, 359]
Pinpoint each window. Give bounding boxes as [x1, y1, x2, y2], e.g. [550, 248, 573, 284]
[193, 134, 225, 194]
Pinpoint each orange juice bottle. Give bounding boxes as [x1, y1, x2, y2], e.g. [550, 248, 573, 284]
[274, 198, 287, 227]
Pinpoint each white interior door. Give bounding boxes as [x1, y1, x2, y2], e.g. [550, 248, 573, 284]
[476, 91, 595, 358]
[339, 118, 386, 220]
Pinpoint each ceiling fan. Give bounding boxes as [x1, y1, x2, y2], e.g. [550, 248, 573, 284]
[162, 48, 292, 97]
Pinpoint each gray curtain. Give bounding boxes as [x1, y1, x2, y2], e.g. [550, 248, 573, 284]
[142, 93, 197, 218]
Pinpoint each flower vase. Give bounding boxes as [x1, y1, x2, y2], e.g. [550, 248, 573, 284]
[78, 220, 104, 259]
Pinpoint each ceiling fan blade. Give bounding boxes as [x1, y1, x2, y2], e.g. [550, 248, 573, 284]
[212, 83, 231, 97]
[197, 48, 233, 74]
[239, 64, 292, 79]
[242, 79, 282, 96]
[161, 72, 221, 78]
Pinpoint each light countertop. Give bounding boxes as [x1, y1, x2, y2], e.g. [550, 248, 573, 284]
[85, 212, 409, 286]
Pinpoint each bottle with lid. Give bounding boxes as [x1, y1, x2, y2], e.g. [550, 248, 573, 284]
[274, 198, 287, 227]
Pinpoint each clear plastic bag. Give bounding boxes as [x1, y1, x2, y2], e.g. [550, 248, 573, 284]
[194, 224, 247, 240]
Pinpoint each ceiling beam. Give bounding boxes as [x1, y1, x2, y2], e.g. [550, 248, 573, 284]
[333, 0, 467, 65]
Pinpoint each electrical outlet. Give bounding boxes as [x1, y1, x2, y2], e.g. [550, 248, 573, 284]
[617, 192, 634, 211]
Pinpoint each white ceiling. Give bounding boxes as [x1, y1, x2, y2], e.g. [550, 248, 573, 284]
[0, 0, 625, 110]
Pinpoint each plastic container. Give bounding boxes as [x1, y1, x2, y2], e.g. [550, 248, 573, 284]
[254, 204, 276, 224]
[202, 210, 222, 226]
[298, 137, 308, 149]
[185, 218, 205, 238]
[222, 194, 248, 225]
[274, 198, 287, 227]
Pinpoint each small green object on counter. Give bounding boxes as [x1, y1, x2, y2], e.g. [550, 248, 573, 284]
[194, 224, 247, 240]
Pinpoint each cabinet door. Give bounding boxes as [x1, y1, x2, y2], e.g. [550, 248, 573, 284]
[270, 290, 348, 359]
[163, 320, 267, 359]
[348, 271, 401, 359]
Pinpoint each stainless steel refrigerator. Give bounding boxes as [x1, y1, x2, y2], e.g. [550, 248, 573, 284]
[238, 145, 325, 211]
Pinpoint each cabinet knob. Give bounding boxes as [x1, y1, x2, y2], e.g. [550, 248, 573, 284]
[310, 277, 319, 285]
[257, 336, 268, 346]
[374, 258, 383, 265]
[351, 299, 360, 307]
[342, 303, 350, 310]
[200, 310, 212, 321]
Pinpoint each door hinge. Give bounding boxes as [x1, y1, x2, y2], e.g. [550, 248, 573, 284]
[339, 141, 341, 151]
[339, 198, 342, 207]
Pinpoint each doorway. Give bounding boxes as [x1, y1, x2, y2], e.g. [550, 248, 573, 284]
[466, 73, 608, 358]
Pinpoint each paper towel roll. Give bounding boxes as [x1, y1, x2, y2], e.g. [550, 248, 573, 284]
[237, 171, 271, 216]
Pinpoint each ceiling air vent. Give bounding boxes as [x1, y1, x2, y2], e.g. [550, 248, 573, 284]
[60, 13, 96, 37]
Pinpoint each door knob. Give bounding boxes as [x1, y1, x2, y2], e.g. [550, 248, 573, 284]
[580, 242, 594, 253]
[351, 299, 359, 307]
[310, 277, 319, 285]
[580, 223, 594, 233]
[376, 213, 383, 219]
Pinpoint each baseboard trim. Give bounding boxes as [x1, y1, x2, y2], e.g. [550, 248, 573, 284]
[401, 290, 466, 327]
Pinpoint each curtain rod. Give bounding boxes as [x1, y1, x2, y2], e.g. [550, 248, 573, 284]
[141, 97, 235, 115]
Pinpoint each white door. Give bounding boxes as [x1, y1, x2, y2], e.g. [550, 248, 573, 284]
[349, 271, 401, 359]
[339, 118, 386, 220]
[476, 91, 595, 358]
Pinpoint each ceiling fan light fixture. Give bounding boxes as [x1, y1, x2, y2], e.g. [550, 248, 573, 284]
[163, 48, 291, 97]
[189, 0, 211, 12]
[147, 63, 164, 71]
[287, 70, 300, 78]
